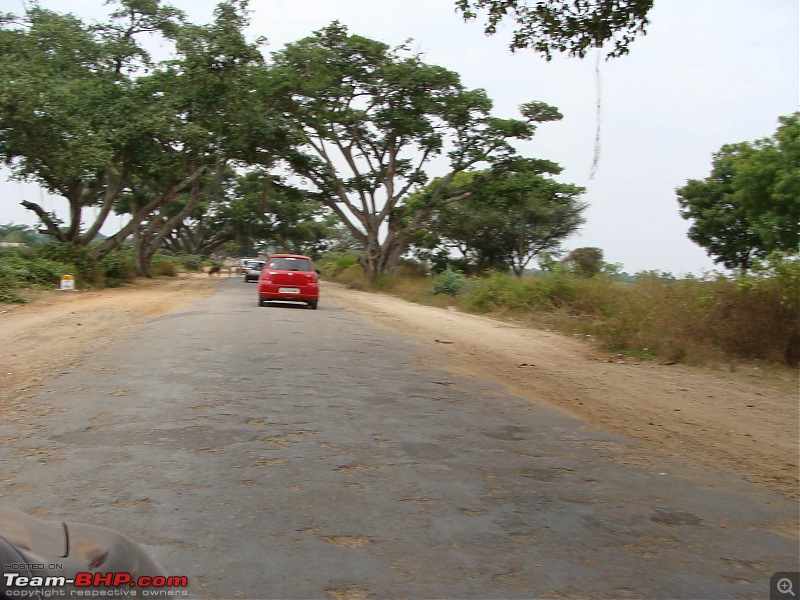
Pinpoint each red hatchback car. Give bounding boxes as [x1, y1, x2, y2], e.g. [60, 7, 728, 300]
[257, 254, 320, 309]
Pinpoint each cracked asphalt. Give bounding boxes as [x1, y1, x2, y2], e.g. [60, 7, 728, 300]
[2, 279, 797, 599]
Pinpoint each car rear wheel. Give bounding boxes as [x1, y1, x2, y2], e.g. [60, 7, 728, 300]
[308, 300, 318, 310]
[258, 297, 267, 307]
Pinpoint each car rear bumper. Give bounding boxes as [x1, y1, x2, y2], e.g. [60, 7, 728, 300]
[258, 282, 318, 302]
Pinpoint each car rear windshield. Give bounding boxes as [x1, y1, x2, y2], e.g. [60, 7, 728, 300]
[268, 257, 312, 271]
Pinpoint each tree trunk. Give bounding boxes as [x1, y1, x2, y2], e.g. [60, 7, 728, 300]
[363, 232, 383, 279]
[380, 237, 407, 276]
[131, 227, 148, 277]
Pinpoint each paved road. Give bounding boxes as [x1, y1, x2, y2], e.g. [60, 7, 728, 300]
[3, 279, 798, 599]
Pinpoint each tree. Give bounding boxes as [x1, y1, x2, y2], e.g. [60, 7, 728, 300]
[455, 0, 654, 59]
[414, 162, 586, 276]
[111, 0, 275, 274]
[677, 114, 799, 273]
[732, 113, 800, 252]
[266, 23, 563, 278]
[566, 247, 604, 277]
[0, 3, 186, 255]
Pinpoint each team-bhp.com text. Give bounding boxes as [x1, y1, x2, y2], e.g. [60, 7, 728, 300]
[3, 573, 189, 597]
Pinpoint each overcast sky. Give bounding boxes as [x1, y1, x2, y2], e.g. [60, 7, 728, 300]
[2, 0, 797, 275]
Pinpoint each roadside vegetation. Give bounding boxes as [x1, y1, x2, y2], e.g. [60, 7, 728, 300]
[320, 252, 800, 369]
[0, 239, 222, 303]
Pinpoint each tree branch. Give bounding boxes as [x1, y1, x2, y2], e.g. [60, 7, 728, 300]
[20, 200, 67, 241]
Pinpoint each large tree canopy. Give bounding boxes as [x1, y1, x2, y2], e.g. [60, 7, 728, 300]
[676, 114, 800, 273]
[1, 3, 582, 273]
[0, 1, 190, 255]
[115, 0, 273, 274]
[455, 0, 654, 59]
[0, 0, 297, 267]
[266, 22, 563, 277]
[412, 161, 586, 276]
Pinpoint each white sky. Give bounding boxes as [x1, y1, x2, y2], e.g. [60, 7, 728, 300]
[1, 0, 797, 275]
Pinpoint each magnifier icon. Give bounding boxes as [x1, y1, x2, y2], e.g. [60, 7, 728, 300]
[778, 578, 796, 597]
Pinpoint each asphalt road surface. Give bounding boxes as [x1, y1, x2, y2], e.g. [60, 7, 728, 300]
[3, 279, 798, 599]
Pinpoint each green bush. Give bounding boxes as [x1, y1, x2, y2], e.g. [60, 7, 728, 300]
[464, 272, 538, 311]
[0, 271, 26, 303]
[316, 251, 364, 279]
[100, 249, 136, 287]
[0, 247, 75, 302]
[0, 252, 71, 286]
[334, 254, 360, 270]
[24, 257, 74, 285]
[37, 242, 100, 284]
[432, 267, 467, 296]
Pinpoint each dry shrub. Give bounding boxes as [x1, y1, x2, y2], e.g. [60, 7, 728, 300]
[707, 265, 799, 364]
[324, 254, 798, 367]
[151, 260, 177, 277]
[543, 269, 797, 366]
[455, 260, 799, 367]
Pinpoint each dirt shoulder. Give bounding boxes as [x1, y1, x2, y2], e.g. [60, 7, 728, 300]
[323, 284, 799, 500]
[0, 275, 220, 413]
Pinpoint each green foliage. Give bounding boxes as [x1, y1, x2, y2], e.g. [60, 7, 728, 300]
[464, 271, 581, 311]
[22, 257, 74, 285]
[0, 251, 70, 286]
[0, 254, 28, 303]
[0, 243, 138, 299]
[733, 113, 800, 252]
[316, 250, 364, 279]
[37, 242, 99, 284]
[333, 255, 360, 270]
[99, 249, 136, 287]
[0, 247, 74, 302]
[677, 113, 800, 272]
[455, 0, 654, 59]
[414, 163, 586, 276]
[432, 268, 467, 296]
[0, 5, 185, 250]
[0, 277, 26, 303]
[464, 273, 533, 311]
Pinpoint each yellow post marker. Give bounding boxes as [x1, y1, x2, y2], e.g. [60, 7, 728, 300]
[59, 274, 75, 291]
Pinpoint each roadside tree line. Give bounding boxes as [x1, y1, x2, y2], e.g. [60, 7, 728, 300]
[0, 1, 593, 279]
[1, 1, 794, 280]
